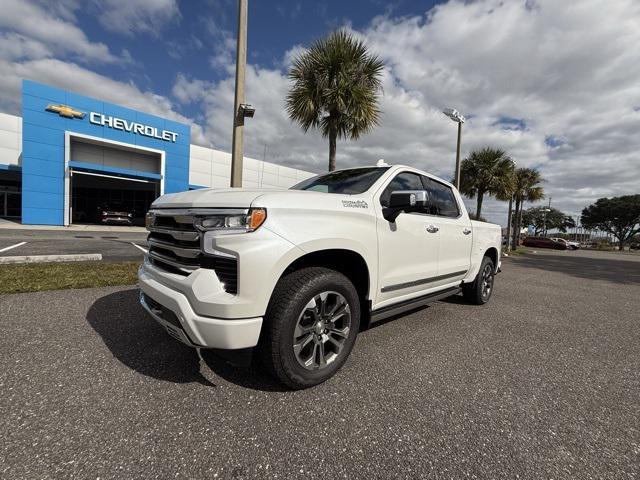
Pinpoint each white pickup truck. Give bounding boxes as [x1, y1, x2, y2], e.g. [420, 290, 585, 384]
[139, 164, 501, 388]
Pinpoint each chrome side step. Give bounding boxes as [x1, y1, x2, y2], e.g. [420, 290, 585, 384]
[370, 286, 461, 324]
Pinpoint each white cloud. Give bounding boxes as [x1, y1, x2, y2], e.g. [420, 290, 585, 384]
[201, 16, 236, 71]
[1, 0, 639, 225]
[95, 0, 180, 37]
[0, 0, 205, 143]
[0, 33, 53, 61]
[172, 73, 212, 105]
[0, 0, 120, 63]
[0, 57, 207, 145]
[172, 0, 640, 223]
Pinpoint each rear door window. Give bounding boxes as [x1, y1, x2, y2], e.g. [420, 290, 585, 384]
[422, 177, 460, 218]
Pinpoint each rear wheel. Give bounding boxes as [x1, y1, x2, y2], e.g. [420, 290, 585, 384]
[259, 267, 360, 389]
[462, 256, 495, 305]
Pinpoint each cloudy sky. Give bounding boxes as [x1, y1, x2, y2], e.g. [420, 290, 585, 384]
[1, 0, 639, 224]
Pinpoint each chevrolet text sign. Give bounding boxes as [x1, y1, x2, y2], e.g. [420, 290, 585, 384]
[89, 112, 178, 143]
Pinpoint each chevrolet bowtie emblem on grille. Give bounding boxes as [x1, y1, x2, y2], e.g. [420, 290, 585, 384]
[45, 104, 86, 119]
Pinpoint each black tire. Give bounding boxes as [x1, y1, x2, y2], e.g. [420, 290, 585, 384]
[258, 267, 360, 389]
[462, 256, 495, 305]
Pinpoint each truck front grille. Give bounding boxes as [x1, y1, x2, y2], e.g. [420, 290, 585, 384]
[147, 210, 238, 294]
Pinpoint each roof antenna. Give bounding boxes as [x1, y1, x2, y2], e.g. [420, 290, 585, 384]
[376, 159, 389, 167]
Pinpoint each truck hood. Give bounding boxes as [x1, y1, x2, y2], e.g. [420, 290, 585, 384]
[151, 187, 288, 209]
[151, 187, 373, 213]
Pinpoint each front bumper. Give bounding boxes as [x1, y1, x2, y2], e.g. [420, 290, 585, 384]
[138, 266, 262, 349]
[101, 216, 132, 224]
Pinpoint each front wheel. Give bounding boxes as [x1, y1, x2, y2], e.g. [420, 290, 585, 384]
[462, 256, 495, 305]
[259, 267, 360, 389]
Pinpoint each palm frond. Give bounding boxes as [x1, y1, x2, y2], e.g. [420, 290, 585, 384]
[459, 147, 515, 200]
[286, 29, 385, 148]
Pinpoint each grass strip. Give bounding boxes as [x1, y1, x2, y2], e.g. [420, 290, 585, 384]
[0, 261, 140, 294]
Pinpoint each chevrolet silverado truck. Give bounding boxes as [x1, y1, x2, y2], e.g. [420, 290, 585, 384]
[139, 164, 502, 389]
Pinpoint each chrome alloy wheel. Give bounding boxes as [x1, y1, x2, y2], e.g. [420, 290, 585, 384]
[293, 291, 351, 370]
[481, 263, 494, 299]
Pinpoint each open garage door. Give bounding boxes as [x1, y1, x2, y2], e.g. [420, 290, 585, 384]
[68, 137, 163, 226]
[70, 171, 159, 226]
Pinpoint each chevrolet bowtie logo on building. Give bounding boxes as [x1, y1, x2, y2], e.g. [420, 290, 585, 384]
[46, 104, 86, 119]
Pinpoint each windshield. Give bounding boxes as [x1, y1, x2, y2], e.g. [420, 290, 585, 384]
[290, 167, 390, 194]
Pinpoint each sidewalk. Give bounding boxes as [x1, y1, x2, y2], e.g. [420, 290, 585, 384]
[0, 218, 147, 233]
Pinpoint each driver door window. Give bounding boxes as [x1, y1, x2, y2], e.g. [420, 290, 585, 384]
[379, 172, 425, 208]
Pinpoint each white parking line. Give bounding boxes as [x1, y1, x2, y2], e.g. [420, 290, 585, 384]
[0, 253, 102, 264]
[131, 242, 148, 253]
[0, 241, 27, 253]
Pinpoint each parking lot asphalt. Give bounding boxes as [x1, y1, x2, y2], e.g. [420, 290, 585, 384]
[1, 250, 638, 479]
[0, 229, 148, 261]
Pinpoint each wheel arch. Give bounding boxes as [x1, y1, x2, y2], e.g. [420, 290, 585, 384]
[484, 246, 499, 271]
[281, 248, 370, 299]
[273, 248, 373, 328]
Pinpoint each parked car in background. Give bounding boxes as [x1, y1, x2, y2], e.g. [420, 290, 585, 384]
[629, 242, 639, 251]
[550, 237, 580, 250]
[98, 202, 134, 225]
[567, 240, 581, 249]
[522, 236, 567, 250]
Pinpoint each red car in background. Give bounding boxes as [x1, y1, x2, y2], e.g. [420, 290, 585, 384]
[522, 236, 568, 250]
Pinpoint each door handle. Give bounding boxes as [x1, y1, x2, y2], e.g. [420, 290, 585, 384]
[463, 228, 472, 235]
[426, 225, 439, 233]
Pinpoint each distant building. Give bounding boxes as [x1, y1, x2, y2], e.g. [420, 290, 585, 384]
[0, 80, 314, 225]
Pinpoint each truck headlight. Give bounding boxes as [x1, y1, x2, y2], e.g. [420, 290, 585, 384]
[195, 208, 266, 235]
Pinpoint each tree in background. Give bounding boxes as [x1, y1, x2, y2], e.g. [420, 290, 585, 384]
[581, 195, 640, 250]
[522, 206, 575, 235]
[511, 168, 545, 248]
[286, 30, 384, 171]
[458, 148, 515, 220]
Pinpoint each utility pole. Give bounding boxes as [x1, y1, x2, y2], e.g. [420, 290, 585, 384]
[506, 195, 513, 252]
[541, 207, 551, 237]
[230, 0, 248, 188]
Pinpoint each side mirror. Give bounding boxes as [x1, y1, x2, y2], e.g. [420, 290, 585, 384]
[383, 190, 428, 222]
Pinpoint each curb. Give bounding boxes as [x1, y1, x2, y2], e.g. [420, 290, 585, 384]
[0, 254, 103, 264]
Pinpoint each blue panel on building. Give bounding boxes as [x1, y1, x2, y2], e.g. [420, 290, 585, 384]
[21, 80, 191, 225]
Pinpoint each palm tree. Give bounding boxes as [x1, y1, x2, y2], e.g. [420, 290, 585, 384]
[286, 30, 384, 171]
[458, 148, 515, 220]
[510, 167, 544, 248]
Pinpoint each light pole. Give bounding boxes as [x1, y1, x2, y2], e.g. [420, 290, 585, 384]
[443, 108, 465, 189]
[541, 207, 551, 236]
[506, 194, 514, 252]
[230, 0, 251, 188]
[506, 160, 518, 252]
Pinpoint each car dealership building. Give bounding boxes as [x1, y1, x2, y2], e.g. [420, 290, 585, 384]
[0, 80, 313, 225]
